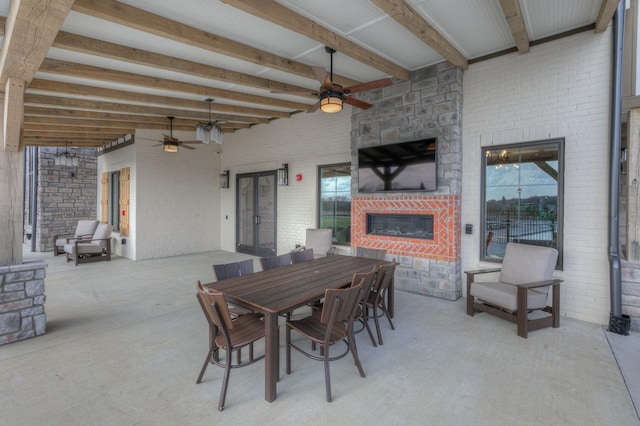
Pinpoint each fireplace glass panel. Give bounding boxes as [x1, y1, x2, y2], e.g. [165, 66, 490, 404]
[366, 214, 433, 240]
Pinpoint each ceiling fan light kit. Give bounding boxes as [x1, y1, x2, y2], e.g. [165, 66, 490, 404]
[196, 98, 223, 144]
[319, 89, 344, 113]
[163, 141, 179, 153]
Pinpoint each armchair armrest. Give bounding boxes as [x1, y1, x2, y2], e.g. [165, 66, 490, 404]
[516, 278, 562, 290]
[464, 267, 502, 276]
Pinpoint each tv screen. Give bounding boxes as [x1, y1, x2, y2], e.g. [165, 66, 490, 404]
[358, 138, 437, 192]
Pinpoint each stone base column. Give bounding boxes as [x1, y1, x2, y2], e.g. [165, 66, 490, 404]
[0, 260, 47, 345]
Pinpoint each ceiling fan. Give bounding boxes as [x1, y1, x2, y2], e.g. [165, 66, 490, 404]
[154, 116, 202, 152]
[196, 98, 225, 144]
[275, 46, 393, 113]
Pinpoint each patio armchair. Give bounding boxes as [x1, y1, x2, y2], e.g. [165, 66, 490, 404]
[64, 223, 112, 266]
[465, 242, 562, 338]
[53, 219, 99, 256]
[292, 228, 334, 258]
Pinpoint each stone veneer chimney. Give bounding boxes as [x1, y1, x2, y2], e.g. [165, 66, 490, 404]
[351, 62, 463, 300]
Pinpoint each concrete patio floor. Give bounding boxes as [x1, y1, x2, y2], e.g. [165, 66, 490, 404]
[1, 249, 638, 425]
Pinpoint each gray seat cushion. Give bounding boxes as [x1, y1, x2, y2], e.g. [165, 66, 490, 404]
[470, 281, 548, 311]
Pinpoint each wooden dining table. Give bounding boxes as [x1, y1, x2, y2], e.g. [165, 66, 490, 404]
[204, 254, 387, 402]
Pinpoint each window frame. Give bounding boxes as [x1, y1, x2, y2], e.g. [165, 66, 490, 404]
[317, 163, 352, 246]
[480, 139, 564, 269]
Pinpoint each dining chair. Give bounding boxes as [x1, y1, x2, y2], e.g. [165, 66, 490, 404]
[195, 281, 265, 411]
[355, 246, 387, 260]
[213, 259, 254, 281]
[364, 260, 398, 345]
[291, 248, 314, 263]
[286, 284, 365, 402]
[350, 269, 380, 347]
[259, 253, 292, 270]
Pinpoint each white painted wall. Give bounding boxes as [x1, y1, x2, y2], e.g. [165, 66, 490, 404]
[461, 29, 613, 324]
[101, 129, 221, 260]
[219, 108, 352, 255]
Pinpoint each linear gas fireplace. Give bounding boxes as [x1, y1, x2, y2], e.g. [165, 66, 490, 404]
[366, 213, 434, 240]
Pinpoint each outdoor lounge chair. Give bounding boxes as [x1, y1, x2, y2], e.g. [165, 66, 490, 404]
[53, 219, 99, 256]
[465, 242, 562, 338]
[64, 223, 112, 266]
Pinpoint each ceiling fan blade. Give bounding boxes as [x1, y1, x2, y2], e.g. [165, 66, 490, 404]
[344, 78, 393, 94]
[180, 140, 204, 144]
[180, 144, 196, 150]
[270, 89, 319, 96]
[306, 101, 321, 113]
[312, 66, 329, 84]
[344, 96, 373, 110]
[163, 134, 179, 142]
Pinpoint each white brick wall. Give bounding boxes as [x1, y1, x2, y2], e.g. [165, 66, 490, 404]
[100, 129, 221, 260]
[461, 29, 613, 324]
[220, 108, 352, 253]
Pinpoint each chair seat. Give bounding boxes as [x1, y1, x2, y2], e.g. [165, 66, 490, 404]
[287, 315, 347, 345]
[64, 242, 104, 255]
[215, 314, 265, 350]
[470, 281, 548, 312]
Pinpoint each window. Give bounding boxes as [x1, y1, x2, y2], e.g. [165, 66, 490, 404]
[109, 170, 120, 232]
[101, 167, 130, 236]
[318, 163, 351, 245]
[481, 140, 563, 268]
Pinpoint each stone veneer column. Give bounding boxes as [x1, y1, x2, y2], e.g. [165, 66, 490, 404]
[0, 260, 47, 345]
[351, 62, 463, 300]
[31, 147, 97, 252]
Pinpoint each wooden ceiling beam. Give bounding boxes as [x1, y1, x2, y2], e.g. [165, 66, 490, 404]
[24, 95, 271, 124]
[49, 30, 316, 95]
[38, 58, 309, 112]
[0, 0, 74, 85]
[596, 0, 621, 33]
[23, 140, 107, 147]
[221, 0, 409, 81]
[24, 124, 135, 134]
[370, 0, 468, 70]
[71, 0, 361, 87]
[24, 131, 126, 139]
[23, 115, 249, 131]
[0, 0, 74, 152]
[28, 78, 294, 119]
[24, 106, 206, 124]
[499, 0, 530, 53]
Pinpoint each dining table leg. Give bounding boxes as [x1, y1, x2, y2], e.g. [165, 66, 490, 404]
[264, 312, 279, 402]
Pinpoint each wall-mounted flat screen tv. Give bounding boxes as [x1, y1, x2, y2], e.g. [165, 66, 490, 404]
[357, 138, 437, 193]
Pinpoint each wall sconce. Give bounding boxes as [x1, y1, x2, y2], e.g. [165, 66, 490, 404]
[220, 170, 230, 189]
[277, 163, 288, 186]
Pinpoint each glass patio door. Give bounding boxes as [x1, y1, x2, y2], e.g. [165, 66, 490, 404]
[236, 171, 277, 257]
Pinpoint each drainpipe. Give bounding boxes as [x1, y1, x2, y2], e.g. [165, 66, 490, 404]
[30, 147, 39, 253]
[608, 0, 630, 335]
